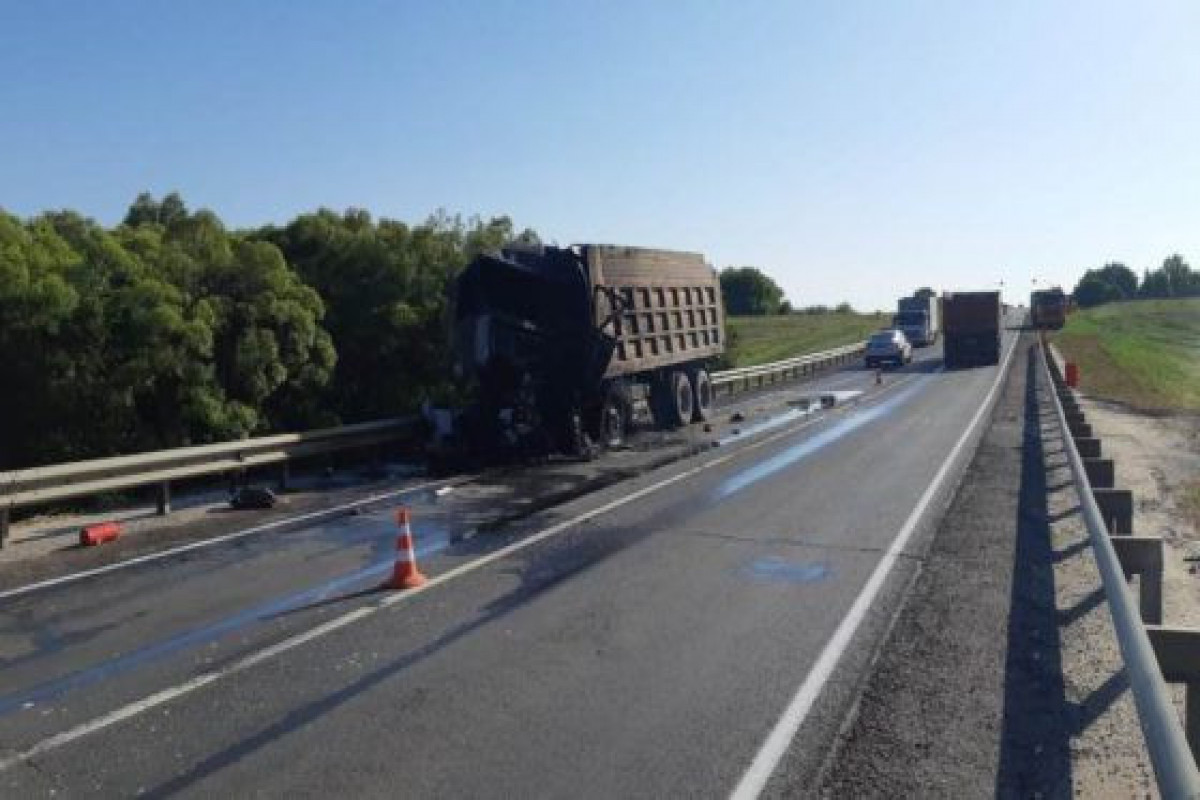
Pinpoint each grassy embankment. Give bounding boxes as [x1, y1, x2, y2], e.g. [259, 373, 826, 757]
[1051, 298, 1200, 413]
[725, 311, 889, 368]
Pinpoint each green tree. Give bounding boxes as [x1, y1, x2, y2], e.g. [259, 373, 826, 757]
[1074, 273, 1123, 308]
[123, 192, 161, 227]
[258, 209, 532, 421]
[1094, 263, 1137, 298]
[1072, 262, 1140, 308]
[1140, 267, 1169, 298]
[1139, 255, 1197, 298]
[122, 191, 189, 228]
[0, 194, 540, 468]
[1161, 254, 1197, 296]
[719, 267, 784, 315]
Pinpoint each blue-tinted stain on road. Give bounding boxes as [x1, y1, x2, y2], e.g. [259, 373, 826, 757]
[744, 557, 830, 584]
[0, 527, 455, 717]
[714, 377, 929, 500]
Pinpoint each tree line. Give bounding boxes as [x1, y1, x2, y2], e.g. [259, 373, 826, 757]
[718, 266, 854, 315]
[1072, 255, 1200, 308]
[5, 194, 826, 469]
[0, 194, 534, 469]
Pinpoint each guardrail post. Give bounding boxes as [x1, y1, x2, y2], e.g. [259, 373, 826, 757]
[156, 481, 171, 516]
[1112, 536, 1164, 624]
[1074, 437, 1102, 458]
[1190, 688, 1200, 766]
[1094, 488, 1134, 535]
[0, 508, 8, 549]
[1146, 626, 1200, 760]
[1043, 336, 1200, 794]
[1083, 458, 1115, 489]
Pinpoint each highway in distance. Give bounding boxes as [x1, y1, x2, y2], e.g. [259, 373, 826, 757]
[0, 323, 1023, 798]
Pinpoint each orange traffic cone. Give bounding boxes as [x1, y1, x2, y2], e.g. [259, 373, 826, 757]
[389, 507, 428, 590]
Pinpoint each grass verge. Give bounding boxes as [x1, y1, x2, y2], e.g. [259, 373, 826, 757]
[1051, 298, 1200, 412]
[726, 311, 888, 368]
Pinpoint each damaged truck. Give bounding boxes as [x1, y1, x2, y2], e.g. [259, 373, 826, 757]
[438, 244, 726, 460]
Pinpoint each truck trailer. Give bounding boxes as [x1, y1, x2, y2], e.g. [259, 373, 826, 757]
[1030, 288, 1067, 330]
[448, 244, 726, 457]
[942, 291, 1001, 368]
[891, 294, 941, 347]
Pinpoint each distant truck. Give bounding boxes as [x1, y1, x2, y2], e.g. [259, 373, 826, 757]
[942, 291, 1002, 368]
[447, 244, 725, 457]
[891, 294, 941, 347]
[1030, 288, 1067, 330]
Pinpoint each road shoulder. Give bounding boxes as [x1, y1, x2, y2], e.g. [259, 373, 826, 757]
[814, 342, 1155, 797]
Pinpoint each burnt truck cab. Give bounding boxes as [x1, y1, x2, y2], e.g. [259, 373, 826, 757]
[450, 244, 725, 457]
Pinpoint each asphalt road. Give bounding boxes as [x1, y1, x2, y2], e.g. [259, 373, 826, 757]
[1, 324, 1024, 797]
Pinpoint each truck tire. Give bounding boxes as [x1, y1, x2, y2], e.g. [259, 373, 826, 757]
[662, 371, 694, 428]
[565, 405, 597, 460]
[689, 368, 713, 422]
[597, 390, 627, 448]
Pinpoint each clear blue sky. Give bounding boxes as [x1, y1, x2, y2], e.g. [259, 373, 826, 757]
[3, 1, 1198, 310]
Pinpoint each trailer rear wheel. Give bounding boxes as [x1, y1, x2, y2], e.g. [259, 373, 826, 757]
[690, 368, 713, 422]
[597, 391, 627, 448]
[668, 371, 694, 427]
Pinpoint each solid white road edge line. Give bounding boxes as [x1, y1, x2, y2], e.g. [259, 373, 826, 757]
[728, 330, 1021, 800]
[0, 371, 926, 773]
[0, 477, 472, 602]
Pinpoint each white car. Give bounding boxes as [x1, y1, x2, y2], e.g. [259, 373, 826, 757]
[864, 329, 913, 368]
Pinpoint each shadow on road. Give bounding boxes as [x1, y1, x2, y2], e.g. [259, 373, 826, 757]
[996, 346, 1130, 797]
[996, 347, 1074, 796]
[137, 508, 657, 798]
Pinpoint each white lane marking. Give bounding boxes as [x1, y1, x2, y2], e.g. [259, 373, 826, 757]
[0, 371, 932, 773]
[0, 477, 471, 602]
[729, 331, 1020, 799]
[0, 606, 377, 771]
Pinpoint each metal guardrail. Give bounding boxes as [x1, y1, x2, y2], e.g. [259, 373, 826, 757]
[1039, 337, 1200, 798]
[0, 417, 419, 547]
[0, 340, 869, 548]
[711, 342, 865, 396]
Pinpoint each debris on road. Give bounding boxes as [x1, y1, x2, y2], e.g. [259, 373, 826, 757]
[79, 521, 121, 547]
[229, 487, 278, 510]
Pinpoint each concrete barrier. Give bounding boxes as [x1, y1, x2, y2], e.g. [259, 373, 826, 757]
[1112, 536, 1164, 625]
[1147, 626, 1200, 758]
[1070, 420, 1094, 439]
[1094, 487, 1134, 535]
[1083, 457, 1115, 489]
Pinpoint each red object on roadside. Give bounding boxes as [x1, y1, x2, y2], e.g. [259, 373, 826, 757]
[80, 521, 121, 546]
[387, 507, 427, 590]
[1065, 362, 1080, 388]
